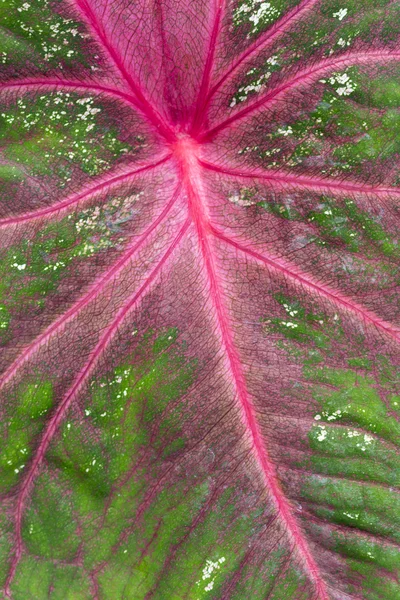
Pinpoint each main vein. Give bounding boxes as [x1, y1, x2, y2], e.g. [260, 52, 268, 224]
[178, 144, 330, 599]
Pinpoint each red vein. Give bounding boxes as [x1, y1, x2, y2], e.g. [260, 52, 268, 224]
[72, 0, 175, 140]
[0, 155, 171, 227]
[4, 218, 190, 598]
[201, 51, 400, 140]
[200, 158, 400, 198]
[0, 183, 180, 391]
[0, 77, 140, 110]
[191, 0, 225, 131]
[195, 0, 319, 129]
[175, 140, 329, 599]
[154, 0, 178, 120]
[211, 227, 400, 343]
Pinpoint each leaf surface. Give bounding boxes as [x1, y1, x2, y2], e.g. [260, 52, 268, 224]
[1, 1, 400, 598]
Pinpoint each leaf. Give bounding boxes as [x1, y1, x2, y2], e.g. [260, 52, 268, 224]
[0, 0, 399, 598]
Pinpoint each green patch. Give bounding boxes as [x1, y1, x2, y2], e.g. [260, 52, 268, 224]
[11, 557, 92, 600]
[241, 62, 400, 185]
[263, 290, 400, 592]
[262, 292, 341, 349]
[11, 328, 291, 598]
[255, 191, 398, 258]
[45, 328, 196, 545]
[346, 558, 400, 599]
[0, 0, 89, 69]
[0, 381, 53, 493]
[0, 93, 136, 184]
[291, 0, 396, 60]
[304, 477, 400, 544]
[334, 533, 400, 573]
[23, 474, 80, 560]
[307, 367, 400, 445]
[257, 196, 301, 222]
[0, 382, 53, 492]
[0, 193, 139, 342]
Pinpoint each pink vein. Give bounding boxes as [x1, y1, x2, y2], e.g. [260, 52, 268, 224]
[201, 51, 400, 140]
[72, 0, 175, 141]
[191, 0, 225, 131]
[195, 0, 319, 128]
[0, 77, 141, 111]
[0, 183, 180, 391]
[211, 226, 400, 343]
[179, 144, 329, 599]
[200, 159, 400, 198]
[0, 155, 171, 227]
[4, 218, 190, 598]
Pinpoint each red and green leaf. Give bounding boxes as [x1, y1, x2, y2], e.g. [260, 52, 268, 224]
[1, 0, 399, 598]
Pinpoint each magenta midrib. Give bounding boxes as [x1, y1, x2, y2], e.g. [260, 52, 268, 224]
[4, 218, 190, 597]
[0, 182, 180, 390]
[183, 154, 330, 599]
[211, 226, 400, 343]
[200, 159, 400, 197]
[201, 50, 400, 140]
[197, 0, 319, 125]
[0, 155, 171, 227]
[73, 0, 174, 141]
[191, 0, 225, 130]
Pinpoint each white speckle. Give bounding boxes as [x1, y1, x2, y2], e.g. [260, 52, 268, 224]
[197, 557, 226, 593]
[328, 71, 357, 96]
[343, 511, 359, 520]
[314, 414, 322, 420]
[17, 1, 30, 11]
[316, 426, 327, 442]
[12, 262, 26, 271]
[347, 430, 361, 438]
[333, 8, 348, 21]
[277, 125, 293, 137]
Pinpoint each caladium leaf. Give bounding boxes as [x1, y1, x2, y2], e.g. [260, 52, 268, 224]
[0, 0, 399, 598]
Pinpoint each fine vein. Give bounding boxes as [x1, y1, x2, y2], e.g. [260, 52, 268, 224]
[179, 145, 330, 599]
[4, 218, 189, 596]
[211, 226, 400, 343]
[0, 183, 181, 390]
[0, 155, 171, 227]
